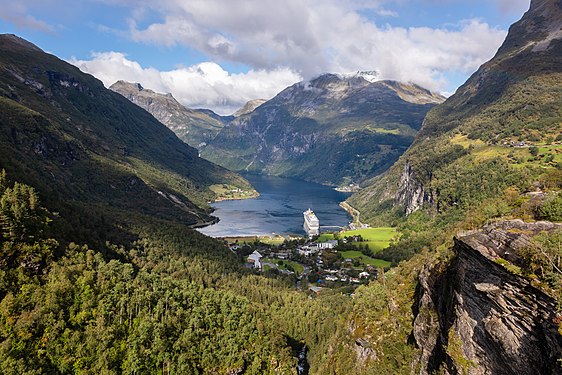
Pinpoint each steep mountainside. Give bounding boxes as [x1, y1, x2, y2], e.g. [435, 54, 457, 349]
[350, 0, 562, 221]
[0, 34, 252, 227]
[110, 80, 228, 148]
[201, 73, 444, 186]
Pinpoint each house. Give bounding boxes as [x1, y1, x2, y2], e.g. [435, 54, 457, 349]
[247, 250, 263, 270]
[359, 271, 370, 279]
[273, 251, 290, 259]
[317, 240, 338, 249]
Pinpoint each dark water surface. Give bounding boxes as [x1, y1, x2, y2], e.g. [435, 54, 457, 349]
[197, 174, 352, 237]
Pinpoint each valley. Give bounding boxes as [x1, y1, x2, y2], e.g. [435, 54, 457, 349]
[0, 0, 561, 373]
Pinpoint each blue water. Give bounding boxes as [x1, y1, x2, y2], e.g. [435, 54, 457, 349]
[197, 174, 352, 237]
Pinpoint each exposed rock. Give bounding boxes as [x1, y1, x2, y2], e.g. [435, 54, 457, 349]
[412, 221, 562, 375]
[395, 161, 431, 215]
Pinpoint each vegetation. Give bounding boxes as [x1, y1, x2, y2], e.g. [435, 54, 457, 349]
[339, 250, 391, 268]
[202, 77, 441, 185]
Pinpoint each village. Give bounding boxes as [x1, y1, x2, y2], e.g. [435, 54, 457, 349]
[226, 224, 396, 294]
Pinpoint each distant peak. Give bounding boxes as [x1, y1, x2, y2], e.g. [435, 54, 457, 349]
[0, 34, 43, 53]
[337, 70, 381, 83]
[233, 99, 267, 117]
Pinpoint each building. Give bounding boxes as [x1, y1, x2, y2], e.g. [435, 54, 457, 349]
[247, 250, 263, 270]
[317, 240, 338, 249]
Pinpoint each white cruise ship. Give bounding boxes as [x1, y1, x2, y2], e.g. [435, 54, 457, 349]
[303, 208, 320, 237]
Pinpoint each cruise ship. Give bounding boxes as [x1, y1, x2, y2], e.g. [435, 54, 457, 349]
[303, 208, 320, 237]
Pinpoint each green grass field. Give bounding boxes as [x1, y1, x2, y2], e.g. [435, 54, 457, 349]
[262, 258, 304, 275]
[316, 233, 335, 242]
[338, 227, 397, 253]
[340, 250, 391, 268]
[224, 236, 286, 245]
[339, 227, 397, 241]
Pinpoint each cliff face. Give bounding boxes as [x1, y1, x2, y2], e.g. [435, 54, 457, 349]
[395, 162, 432, 215]
[412, 220, 562, 375]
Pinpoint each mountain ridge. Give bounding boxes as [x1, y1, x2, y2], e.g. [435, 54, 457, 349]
[201, 73, 444, 185]
[110, 80, 228, 148]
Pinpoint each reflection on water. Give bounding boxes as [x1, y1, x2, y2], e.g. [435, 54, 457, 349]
[197, 174, 352, 237]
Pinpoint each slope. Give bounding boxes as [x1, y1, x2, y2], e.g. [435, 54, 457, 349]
[350, 0, 562, 222]
[0, 34, 252, 228]
[110, 80, 228, 149]
[202, 73, 444, 186]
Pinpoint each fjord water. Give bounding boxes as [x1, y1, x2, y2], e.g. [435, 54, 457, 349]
[198, 174, 352, 237]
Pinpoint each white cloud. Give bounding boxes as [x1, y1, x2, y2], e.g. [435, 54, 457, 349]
[108, 0, 507, 93]
[70, 52, 301, 115]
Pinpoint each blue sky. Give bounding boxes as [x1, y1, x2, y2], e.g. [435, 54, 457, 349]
[0, 0, 530, 114]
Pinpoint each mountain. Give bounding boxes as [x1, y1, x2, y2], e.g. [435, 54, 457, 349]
[339, 1, 562, 372]
[350, 0, 562, 221]
[0, 34, 253, 228]
[109, 80, 229, 148]
[233, 99, 267, 117]
[201, 73, 444, 186]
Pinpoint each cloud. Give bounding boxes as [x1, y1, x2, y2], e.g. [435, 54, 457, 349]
[70, 52, 301, 115]
[110, 0, 507, 92]
[0, 3, 55, 33]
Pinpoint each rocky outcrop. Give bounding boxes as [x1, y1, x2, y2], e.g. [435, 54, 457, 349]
[395, 161, 432, 215]
[412, 221, 562, 375]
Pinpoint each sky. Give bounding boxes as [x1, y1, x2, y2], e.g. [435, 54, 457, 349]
[0, 0, 530, 115]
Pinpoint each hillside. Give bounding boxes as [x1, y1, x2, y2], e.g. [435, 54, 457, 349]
[110, 80, 229, 149]
[338, 1, 562, 372]
[201, 73, 444, 186]
[0, 34, 252, 228]
[350, 0, 562, 222]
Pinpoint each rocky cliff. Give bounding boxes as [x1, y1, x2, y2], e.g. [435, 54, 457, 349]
[202, 73, 444, 186]
[110, 80, 227, 148]
[412, 220, 562, 375]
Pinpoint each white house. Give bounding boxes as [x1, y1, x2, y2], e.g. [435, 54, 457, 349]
[317, 240, 338, 249]
[247, 250, 263, 270]
[359, 271, 370, 279]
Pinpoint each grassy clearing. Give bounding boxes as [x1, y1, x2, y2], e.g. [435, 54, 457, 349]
[263, 258, 304, 275]
[339, 227, 398, 242]
[223, 236, 286, 245]
[451, 134, 562, 165]
[210, 184, 259, 201]
[340, 250, 391, 268]
[316, 233, 335, 242]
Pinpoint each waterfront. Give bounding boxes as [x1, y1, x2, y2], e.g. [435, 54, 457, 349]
[198, 174, 352, 237]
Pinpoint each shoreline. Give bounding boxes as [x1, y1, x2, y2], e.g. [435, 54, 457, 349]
[339, 201, 362, 226]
